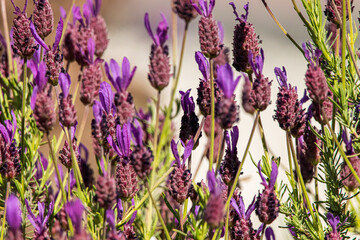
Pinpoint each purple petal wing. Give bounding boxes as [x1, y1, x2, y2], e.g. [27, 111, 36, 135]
[191, 0, 202, 15]
[82, 2, 91, 25]
[326, 212, 340, 233]
[157, 13, 169, 46]
[230, 198, 241, 218]
[87, 38, 95, 63]
[0, 122, 10, 143]
[120, 122, 131, 156]
[60, 6, 67, 19]
[198, 0, 207, 16]
[43, 201, 54, 229]
[0, 32, 6, 48]
[65, 199, 84, 233]
[231, 126, 239, 152]
[38, 61, 48, 90]
[121, 57, 131, 91]
[269, 160, 278, 189]
[72, 6, 84, 26]
[6, 194, 22, 229]
[144, 13, 157, 45]
[38, 202, 45, 221]
[224, 130, 230, 151]
[229, 2, 241, 22]
[209, 0, 215, 15]
[106, 209, 115, 230]
[53, 17, 64, 51]
[207, 170, 216, 194]
[107, 135, 122, 157]
[218, 21, 224, 44]
[25, 199, 39, 231]
[99, 82, 114, 114]
[195, 51, 209, 81]
[30, 21, 49, 51]
[117, 199, 123, 220]
[109, 59, 121, 92]
[95, 0, 102, 16]
[59, 73, 71, 97]
[274, 67, 287, 88]
[92, 100, 103, 123]
[79, 143, 89, 163]
[265, 227, 275, 240]
[257, 160, 268, 187]
[30, 86, 38, 110]
[171, 140, 181, 166]
[182, 139, 194, 164]
[245, 196, 256, 220]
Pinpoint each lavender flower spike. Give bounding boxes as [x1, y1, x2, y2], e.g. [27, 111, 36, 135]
[65, 199, 84, 234]
[325, 213, 342, 239]
[216, 63, 240, 99]
[25, 200, 54, 236]
[144, 13, 168, 47]
[192, 0, 215, 17]
[105, 57, 137, 93]
[230, 194, 256, 239]
[6, 194, 22, 230]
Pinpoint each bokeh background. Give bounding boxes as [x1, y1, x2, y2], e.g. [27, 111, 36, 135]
[3, 0, 360, 238]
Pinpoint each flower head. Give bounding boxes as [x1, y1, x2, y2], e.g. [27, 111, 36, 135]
[192, 0, 215, 17]
[25, 200, 54, 236]
[6, 194, 22, 229]
[105, 57, 136, 93]
[144, 13, 168, 47]
[216, 64, 240, 99]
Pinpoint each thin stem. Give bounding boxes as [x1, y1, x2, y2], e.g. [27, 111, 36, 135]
[341, 0, 346, 89]
[146, 185, 171, 240]
[0, 181, 10, 240]
[171, 4, 177, 77]
[224, 111, 260, 240]
[67, 128, 84, 189]
[194, 116, 205, 144]
[258, 116, 270, 166]
[46, 134, 67, 204]
[211, 228, 220, 240]
[153, 91, 161, 163]
[77, 105, 90, 144]
[321, 108, 360, 186]
[59, 0, 76, 47]
[209, 58, 215, 171]
[314, 167, 319, 211]
[214, 132, 224, 175]
[68, 169, 71, 200]
[261, 0, 303, 53]
[287, 132, 316, 223]
[102, 209, 107, 240]
[20, 60, 27, 192]
[1, 0, 13, 74]
[156, 22, 189, 158]
[286, 133, 295, 189]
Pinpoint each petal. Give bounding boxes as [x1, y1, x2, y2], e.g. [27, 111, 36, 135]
[60, 6, 67, 19]
[59, 73, 71, 97]
[95, 0, 102, 16]
[99, 82, 114, 113]
[0, 123, 10, 143]
[121, 57, 130, 91]
[107, 134, 121, 157]
[25, 199, 38, 230]
[106, 209, 115, 230]
[83, 2, 92, 25]
[43, 200, 54, 228]
[182, 139, 194, 164]
[230, 198, 241, 218]
[144, 13, 156, 45]
[198, 0, 207, 16]
[110, 59, 121, 92]
[53, 17, 64, 51]
[117, 199, 123, 220]
[229, 2, 241, 22]
[209, 0, 215, 15]
[257, 160, 268, 187]
[245, 196, 256, 220]
[72, 6, 84, 26]
[231, 126, 239, 152]
[274, 67, 287, 88]
[65, 199, 84, 233]
[157, 13, 168, 46]
[120, 122, 131, 156]
[30, 86, 38, 110]
[38, 61, 48, 90]
[269, 160, 278, 189]
[38, 201, 45, 221]
[6, 194, 22, 229]
[92, 100, 103, 123]
[171, 140, 181, 166]
[30, 21, 49, 51]
[207, 170, 216, 194]
[191, 0, 202, 15]
[87, 38, 95, 63]
[265, 227, 275, 240]
[224, 130, 230, 151]
[217, 21, 224, 44]
[195, 51, 209, 80]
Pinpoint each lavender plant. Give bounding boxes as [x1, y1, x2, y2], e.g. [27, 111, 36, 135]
[0, 0, 360, 239]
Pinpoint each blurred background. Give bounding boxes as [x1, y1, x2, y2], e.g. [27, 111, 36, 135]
[2, 0, 360, 238]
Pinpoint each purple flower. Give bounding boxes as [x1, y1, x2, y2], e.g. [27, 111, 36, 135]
[192, 0, 215, 17]
[92, 100, 103, 123]
[86, 0, 102, 17]
[144, 13, 168, 47]
[195, 51, 210, 81]
[258, 159, 278, 189]
[274, 66, 288, 89]
[29, 60, 47, 109]
[230, 195, 256, 220]
[59, 72, 71, 97]
[25, 200, 54, 235]
[99, 81, 115, 114]
[171, 139, 194, 167]
[220, 126, 240, 185]
[107, 122, 131, 157]
[180, 89, 195, 115]
[326, 213, 340, 234]
[105, 58, 137, 93]
[229, 1, 249, 23]
[249, 48, 264, 79]
[207, 169, 223, 196]
[0, 110, 17, 145]
[30, 20, 49, 51]
[216, 63, 240, 99]
[302, 41, 322, 67]
[65, 199, 84, 233]
[342, 131, 355, 155]
[6, 194, 22, 229]
[265, 227, 276, 240]
[131, 120, 143, 146]
[106, 209, 115, 230]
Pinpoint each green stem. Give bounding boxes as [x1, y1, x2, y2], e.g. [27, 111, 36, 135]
[209, 58, 215, 171]
[153, 91, 161, 166]
[211, 228, 220, 240]
[68, 169, 71, 200]
[287, 132, 316, 223]
[286, 133, 295, 189]
[67, 128, 84, 189]
[20, 59, 27, 192]
[146, 185, 171, 240]
[321, 108, 360, 186]
[314, 167, 319, 211]
[261, 0, 303, 53]
[214, 132, 224, 175]
[59, 0, 76, 47]
[102, 209, 107, 240]
[258, 116, 271, 167]
[76, 105, 89, 145]
[260, 224, 267, 240]
[46, 134, 67, 204]
[224, 111, 259, 240]
[341, 0, 346, 89]
[0, 181, 10, 240]
[156, 22, 189, 159]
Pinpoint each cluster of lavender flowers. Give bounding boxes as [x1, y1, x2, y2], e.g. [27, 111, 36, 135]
[1, 0, 360, 239]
